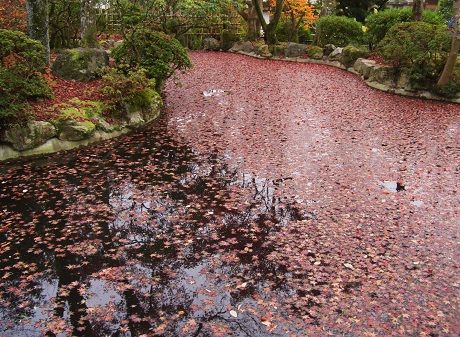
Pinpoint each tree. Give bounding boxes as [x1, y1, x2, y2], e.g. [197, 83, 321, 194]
[80, 0, 98, 47]
[438, 0, 454, 21]
[26, 0, 50, 64]
[234, 0, 261, 40]
[412, 0, 424, 20]
[438, 0, 460, 86]
[271, 0, 316, 41]
[336, 0, 388, 22]
[252, 0, 284, 44]
[320, 0, 336, 16]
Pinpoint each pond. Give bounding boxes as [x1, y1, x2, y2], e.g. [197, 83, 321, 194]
[1, 52, 459, 336]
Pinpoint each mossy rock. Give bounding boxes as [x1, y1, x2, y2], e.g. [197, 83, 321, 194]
[1, 121, 56, 151]
[306, 45, 324, 60]
[341, 45, 369, 68]
[285, 43, 308, 58]
[58, 120, 96, 141]
[270, 43, 288, 57]
[52, 48, 109, 82]
[124, 88, 163, 126]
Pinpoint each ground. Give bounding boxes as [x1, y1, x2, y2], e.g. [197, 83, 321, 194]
[0, 52, 459, 337]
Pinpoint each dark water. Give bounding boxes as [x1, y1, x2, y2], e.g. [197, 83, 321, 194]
[0, 117, 309, 336]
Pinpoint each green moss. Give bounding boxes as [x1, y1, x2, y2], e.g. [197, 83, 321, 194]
[127, 88, 160, 112]
[341, 45, 369, 68]
[306, 45, 324, 60]
[53, 98, 105, 123]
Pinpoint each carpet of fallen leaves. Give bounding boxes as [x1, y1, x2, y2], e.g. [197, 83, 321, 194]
[0, 51, 459, 337]
[32, 71, 104, 121]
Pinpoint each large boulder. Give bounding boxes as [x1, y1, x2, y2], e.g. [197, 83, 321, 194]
[353, 58, 395, 86]
[52, 48, 109, 82]
[285, 43, 307, 58]
[58, 120, 96, 141]
[341, 45, 369, 68]
[124, 88, 163, 127]
[328, 47, 343, 62]
[1, 121, 56, 151]
[203, 37, 221, 51]
[230, 41, 256, 54]
[323, 44, 336, 57]
[306, 46, 324, 60]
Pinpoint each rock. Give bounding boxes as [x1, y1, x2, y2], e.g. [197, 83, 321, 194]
[58, 120, 96, 141]
[0, 144, 19, 161]
[2, 121, 56, 151]
[126, 111, 145, 127]
[306, 46, 324, 60]
[123, 87, 162, 126]
[255, 43, 272, 58]
[52, 48, 109, 82]
[94, 117, 115, 133]
[285, 43, 307, 58]
[341, 45, 369, 68]
[353, 58, 375, 78]
[396, 71, 411, 89]
[203, 37, 221, 51]
[328, 47, 343, 62]
[230, 41, 256, 54]
[270, 43, 288, 57]
[353, 58, 395, 86]
[323, 44, 336, 56]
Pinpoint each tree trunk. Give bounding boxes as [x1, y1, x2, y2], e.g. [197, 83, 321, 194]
[320, 0, 336, 16]
[438, 0, 460, 86]
[412, 0, 424, 21]
[80, 0, 98, 48]
[252, 0, 283, 44]
[26, 0, 50, 64]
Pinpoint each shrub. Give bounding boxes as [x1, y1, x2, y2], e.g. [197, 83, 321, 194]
[366, 9, 446, 49]
[378, 22, 451, 89]
[111, 30, 191, 89]
[275, 17, 313, 43]
[221, 30, 240, 51]
[315, 16, 364, 47]
[438, 0, 454, 21]
[101, 67, 161, 119]
[0, 29, 52, 124]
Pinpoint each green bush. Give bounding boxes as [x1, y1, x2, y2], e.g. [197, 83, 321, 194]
[0, 30, 52, 124]
[378, 22, 451, 89]
[366, 9, 446, 49]
[315, 16, 364, 47]
[221, 30, 240, 51]
[438, 0, 454, 21]
[101, 67, 161, 119]
[275, 17, 313, 43]
[111, 30, 191, 89]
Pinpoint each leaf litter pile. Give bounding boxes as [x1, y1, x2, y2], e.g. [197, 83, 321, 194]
[1, 52, 460, 336]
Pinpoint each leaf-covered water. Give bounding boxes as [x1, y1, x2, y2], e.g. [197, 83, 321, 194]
[1, 52, 459, 336]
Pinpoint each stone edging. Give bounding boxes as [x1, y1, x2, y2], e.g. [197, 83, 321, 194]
[0, 109, 161, 162]
[232, 51, 460, 104]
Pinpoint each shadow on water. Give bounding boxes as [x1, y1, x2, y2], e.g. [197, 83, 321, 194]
[0, 117, 315, 336]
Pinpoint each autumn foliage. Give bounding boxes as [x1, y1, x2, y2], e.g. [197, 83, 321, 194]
[270, 0, 317, 29]
[0, 0, 27, 31]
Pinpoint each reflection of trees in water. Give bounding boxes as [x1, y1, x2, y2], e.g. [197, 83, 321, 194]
[0, 125, 311, 336]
